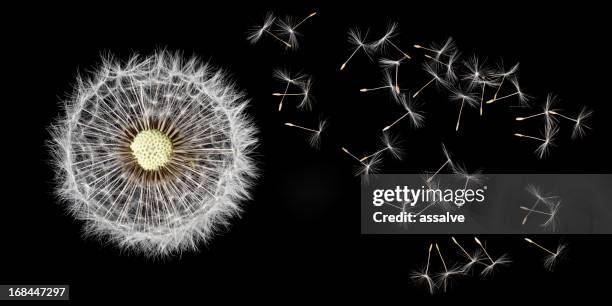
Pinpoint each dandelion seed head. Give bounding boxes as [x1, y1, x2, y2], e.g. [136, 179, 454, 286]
[49, 51, 258, 257]
[450, 88, 479, 108]
[572, 106, 592, 139]
[424, 62, 449, 88]
[480, 254, 511, 277]
[399, 94, 425, 128]
[544, 243, 566, 271]
[370, 22, 398, 51]
[494, 61, 519, 78]
[381, 132, 402, 160]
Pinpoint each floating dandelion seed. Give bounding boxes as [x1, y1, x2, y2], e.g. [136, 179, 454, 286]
[520, 200, 561, 232]
[382, 94, 424, 131]
[451, 237, 482, 273]
[248, 12, 292, 47]
[474, 237, 511, 276]
[284, 119, 326, 149]
[411, 243, 436, 295]
[342, 147, 382, 177]
[340, 28, 372, 71]
[273, 69, 305, 112]
[491, 61, 519, 101]
[548, 106, 592, 139]
[273, 77, 313, 111]
[434, 243, 464, 292]
[414, 37, 456, 60]
[462, 56, 497, 116]
[449, 88, 478, 132]
[48, 51, 258, 257]
[360, 70, 400, 99]
[424, 51, 459, 82]
[379, 57, 406, 94]
[524, 238, 566, 271]
[413, 62, 449, 98]
[360, 133, 402, 161]
[426, 143, 455, 183]
[514, 123, 559, 159]
[515, 93, 559, 129]
[486, 76, 529, 105]
[370, 22, 412, 59]
[521, 184, 558, 226]
[453, 165, 485, 190]
[276, 12, 317, 50]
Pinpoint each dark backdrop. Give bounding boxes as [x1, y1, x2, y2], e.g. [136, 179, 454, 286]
[3, 0, 611, 301]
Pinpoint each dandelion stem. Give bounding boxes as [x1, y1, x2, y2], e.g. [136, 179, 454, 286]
[456, 98, 465, 132]
[435, 243, 449, 273]
[524, 238, 557, 256]
[520, 206, 553, 216]
[294, 12, 317, 30]
[427, 159, 449, 183]
[265, 29, 292, 47]
[493, 75, 506, 100]
[486, 91, 519, 104]
[284, 123, 318, 133]
[341, 46, 363, 71]
[383, 111, 410, 131]
[514, 133, 545, 142]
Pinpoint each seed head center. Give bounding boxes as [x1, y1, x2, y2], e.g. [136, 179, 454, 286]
[130, 129, 173, 171]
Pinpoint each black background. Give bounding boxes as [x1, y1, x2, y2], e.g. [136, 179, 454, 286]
[4, 0, 612, 301]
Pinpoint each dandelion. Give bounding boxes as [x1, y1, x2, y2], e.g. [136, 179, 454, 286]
[425, 51, 459, 82]
[273, 69, 305, 111]
[434, 243, 464, 292]
[451, 237, 482, 273]
[474, 237, 511, 276]
[491, 61, 519, 101]
[340, 28, 372, 71]
[413, 62, 449, 98]
[48, 51, 258, 257]
[382, 94, 424, 131]
[514, 123, 559, 159]
[369, 22, 412, 59]
[359, 70, 399, 99]
[515, 93, 559, 129]
[414, 37, 456, 60]
[379, 57, 406, 94]
[449, 88, 478, 132]
[359, 133, 402, 161]
[276, 12, 317, 49]
[519, 200, 561, 232]
[486, 76, 529, 105]
[521, 184, 558, 226]
[411, 243, 436, 294]
[284, 118, 327, 149]
[342, 147, 382, 177]
[273, 76, 313, 111]
[453, 165, 485, 190]
[462, 56, 497, 115]
[548, 106, 592, 139]
[247, 12, 292, 47]
[524, 238, 566, 271]
[426, 143, 454, 183]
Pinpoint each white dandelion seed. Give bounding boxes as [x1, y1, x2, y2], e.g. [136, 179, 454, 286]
[359, 132, 402, 162]
[462, 56, 497, 116]
[490, 61, 519, 101]
[520, 200, 561, 232]
[514, 122, 559, 159]
[548, 106, 592, 139]
[340, 28, 373, 71]
[474, 237, 511, 277]
[434, 243, 464, 292]
[49, 51, 258, 257]
[413, 62, 449, 98]
[449, 88, 478, 132]
[247, 12, 292, 47]
[426, 143, 455, 183]
[284, 118, 327, 149]
[425, 50, 459, 82]
[414, 37, 456, 60]
[411, 243, 436, 295]
[515, 93, 559, 129]
[524, 238, 566, 271]
[451, 237, 482, 274]
[382, 94, 424, 131]
[369, 22, 412, 59]
[521, 184, 558, 226]
[453, 164, 485, 190]
[276, 11, 317, 49]
[486, 76, 529, 105]
[342, 147, 382, 177]
[273, 69, 305, 112]
[273, 76, 313, 111]
[379, 57, 406, 94]
[359, 70, 400, 99]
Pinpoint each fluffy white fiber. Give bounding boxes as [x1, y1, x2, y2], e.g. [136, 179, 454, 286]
[49, 51, 258, 257]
